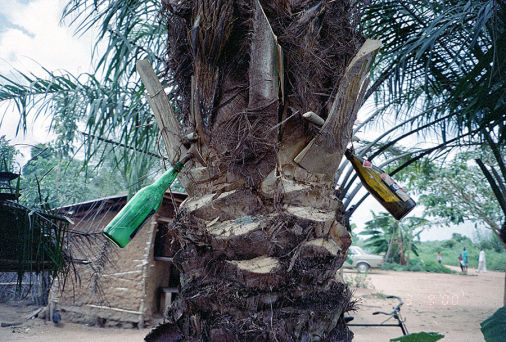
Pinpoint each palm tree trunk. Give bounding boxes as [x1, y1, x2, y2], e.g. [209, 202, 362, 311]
[144, 1, 379, 340]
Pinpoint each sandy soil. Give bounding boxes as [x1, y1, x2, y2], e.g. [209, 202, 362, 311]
[346, 266, 504, 342]
[0, 267, 503, 342]
[0, 315, 151, 341]
[0, 304, 150, 342]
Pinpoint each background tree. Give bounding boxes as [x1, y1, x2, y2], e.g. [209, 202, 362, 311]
[400, 149, 504, 241]
[0, 135, 21, 172]
[87, 140, 162, 196]
[18, 140, 166, 207]
[360, 212, 428, 265]
[20, 144, 90, 207]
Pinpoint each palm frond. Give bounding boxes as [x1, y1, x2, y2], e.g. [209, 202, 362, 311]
[62, 1, 166, 84]
[362, 0, 505, 143]
[0, 65, 159, 168]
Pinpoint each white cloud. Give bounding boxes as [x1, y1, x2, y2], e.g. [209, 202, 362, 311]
[0, 0, 97, 76]
[0, 0, 98, 165]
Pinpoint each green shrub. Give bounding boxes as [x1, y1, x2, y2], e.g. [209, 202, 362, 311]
[381, 259, 456, 274]
[452, 233, 472, 244]
[407, 259, 426, 272]
[480, 234, 505, 254]
[344, 272, 372, 289]
[391, 332, 444, 342]
[481, 306, 506, 342]
[422, 260, 456, 274]
[486, 252, 506, 271]
[413, 238, 506, 272]
[382, 262, 407, 271]
[442, 240, 456, 248]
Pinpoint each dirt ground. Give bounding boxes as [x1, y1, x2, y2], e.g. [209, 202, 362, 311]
[0, 266, 503, 342]
[0, 305, 151, 342]
[346, 266, 504, 342]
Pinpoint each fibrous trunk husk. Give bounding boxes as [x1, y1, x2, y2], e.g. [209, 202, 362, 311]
[149, 199, 353, 341]
[147, 0, 372, 340]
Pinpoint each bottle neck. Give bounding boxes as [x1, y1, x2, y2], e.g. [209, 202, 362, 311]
[151, 153, 192, 193]
[153, 162, 182, 192]
[344, 148, 355, 161]
[346, 150, 362, 168]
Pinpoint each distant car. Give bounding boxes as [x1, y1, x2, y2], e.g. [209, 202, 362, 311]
[345, 246, 383, 273]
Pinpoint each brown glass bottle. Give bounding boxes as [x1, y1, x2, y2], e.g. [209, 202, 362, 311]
[345, 149, 416, 220]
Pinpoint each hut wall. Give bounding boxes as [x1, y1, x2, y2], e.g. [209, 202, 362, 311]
[56, 211, 171, 327]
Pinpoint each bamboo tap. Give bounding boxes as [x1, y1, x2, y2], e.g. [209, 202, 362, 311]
[302, 111, 325, 126]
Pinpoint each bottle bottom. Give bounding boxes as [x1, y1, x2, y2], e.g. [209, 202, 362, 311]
[102, 231, 124, 248]
[390, 203, 416, 221]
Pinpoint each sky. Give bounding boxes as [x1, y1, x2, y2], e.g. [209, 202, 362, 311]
[0, 0, 487, 242]
[0, 0, 96, 166]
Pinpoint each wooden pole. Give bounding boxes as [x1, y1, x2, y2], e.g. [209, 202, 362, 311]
[136, 60, 185, 164]
[294, 39, 382, 180]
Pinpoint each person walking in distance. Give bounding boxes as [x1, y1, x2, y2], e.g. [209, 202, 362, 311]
[477, 248, 487, 273]
[462, 247, 468, 273]
[437, 251, 442, 264]
[458, 254, 464, 272]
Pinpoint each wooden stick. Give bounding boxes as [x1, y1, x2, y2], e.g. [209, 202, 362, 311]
[302, 111, 325, 127]
[294, 39, 382, 180]
[136, 60, 185, 163]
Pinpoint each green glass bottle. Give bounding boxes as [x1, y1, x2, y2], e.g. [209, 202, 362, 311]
[103, 155, 190, 248]
[345, 148, 416, 220]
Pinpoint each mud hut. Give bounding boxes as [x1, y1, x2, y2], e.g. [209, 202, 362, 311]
[54, 191, 187, 328]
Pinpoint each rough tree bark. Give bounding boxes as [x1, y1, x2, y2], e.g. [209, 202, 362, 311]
[143, 1, 380, 340]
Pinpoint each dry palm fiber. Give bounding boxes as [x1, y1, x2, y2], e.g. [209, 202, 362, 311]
[154, 0, 364, 340]
[161, 0, 363, 184]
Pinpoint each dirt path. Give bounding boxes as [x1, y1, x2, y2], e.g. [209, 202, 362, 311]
[1, 267, 503, 341]
[0, 303, 150, 342]
[2, 321, 150, 342]
[347, 267, 504, 341]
